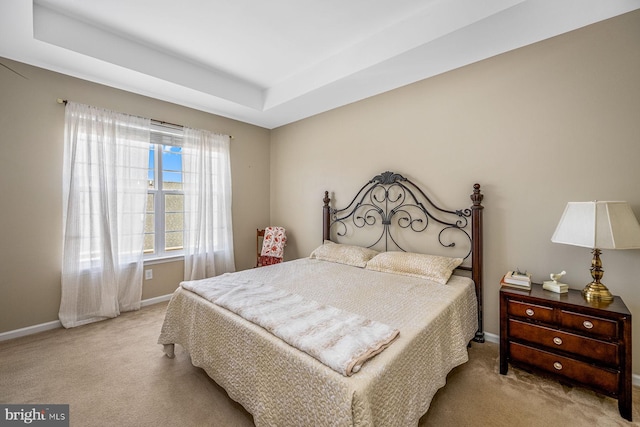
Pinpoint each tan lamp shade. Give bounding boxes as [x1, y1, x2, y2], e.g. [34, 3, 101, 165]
[552, 201, 640, 250]
[551, 201, 640, 303]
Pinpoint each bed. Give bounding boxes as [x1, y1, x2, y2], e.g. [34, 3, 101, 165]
[158, 171, 485, 426]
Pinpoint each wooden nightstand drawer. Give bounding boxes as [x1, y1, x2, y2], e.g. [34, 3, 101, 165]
[508, 319, 619, 365]
[509, 342, 619, 395]
[500, 284, 632, 421]
[559, 310, 618, 340]
[507, 300, 553, 323]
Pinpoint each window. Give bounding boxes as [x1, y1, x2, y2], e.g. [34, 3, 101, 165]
[144, 124, 185, 258]
[62, 100, 235, 318]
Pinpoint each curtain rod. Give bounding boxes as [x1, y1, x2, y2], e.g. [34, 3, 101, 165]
[56, 98, 234, 139]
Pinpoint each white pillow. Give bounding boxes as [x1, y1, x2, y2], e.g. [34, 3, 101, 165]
[365, 251, 463, 285]
[309, 241, 379, 268]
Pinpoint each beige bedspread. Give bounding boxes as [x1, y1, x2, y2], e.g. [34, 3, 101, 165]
[158, 258, 478, 427]
[182, 276, 400, 376]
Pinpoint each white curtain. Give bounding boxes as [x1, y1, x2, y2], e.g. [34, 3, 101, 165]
[183, 127, 235, 280]
[60, 102, 150, 328]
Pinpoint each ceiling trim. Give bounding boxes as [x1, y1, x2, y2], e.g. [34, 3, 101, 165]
[1, 0, 638, 128]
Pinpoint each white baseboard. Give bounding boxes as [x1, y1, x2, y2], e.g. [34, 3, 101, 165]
[0, 319, 63, 342]
[0, 293, 173, 342]
[141, 293, 173, 307]
[478, 330, 640, 386]
[483, 331, 499, 343]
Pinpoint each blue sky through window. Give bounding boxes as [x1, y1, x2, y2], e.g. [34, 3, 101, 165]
[148, 145, 182, 183]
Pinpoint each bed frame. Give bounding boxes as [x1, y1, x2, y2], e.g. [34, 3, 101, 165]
[159, 170, 485, 426]
[322, 171, 484, 342]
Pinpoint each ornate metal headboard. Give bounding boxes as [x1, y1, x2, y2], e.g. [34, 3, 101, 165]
[322, 171, 484, 342]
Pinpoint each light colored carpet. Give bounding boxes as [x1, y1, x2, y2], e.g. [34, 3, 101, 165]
[0, 302, 638, 426]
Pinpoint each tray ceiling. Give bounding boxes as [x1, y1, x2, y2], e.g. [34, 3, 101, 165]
[1, 0, 638, 128]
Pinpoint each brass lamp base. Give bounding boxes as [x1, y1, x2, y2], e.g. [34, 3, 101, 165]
[582, 282, 614, 303]
[583, 248, 613, 304]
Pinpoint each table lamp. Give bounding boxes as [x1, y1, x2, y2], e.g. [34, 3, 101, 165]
[551, 201, 640, 303]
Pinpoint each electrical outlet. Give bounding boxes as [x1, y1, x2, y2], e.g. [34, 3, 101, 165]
[145, 269, 153, 280]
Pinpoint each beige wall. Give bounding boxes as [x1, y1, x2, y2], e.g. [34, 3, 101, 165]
[270, 11, 640, 372]
[0, 58, 270, 332]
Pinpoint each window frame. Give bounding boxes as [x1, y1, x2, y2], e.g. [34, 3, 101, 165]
[144, 123, 185, 261]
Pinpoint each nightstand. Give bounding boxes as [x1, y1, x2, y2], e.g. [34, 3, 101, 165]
[500, 284, 632, 421]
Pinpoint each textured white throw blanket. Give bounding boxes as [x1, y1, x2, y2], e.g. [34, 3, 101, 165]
[181, 275, 399, 376]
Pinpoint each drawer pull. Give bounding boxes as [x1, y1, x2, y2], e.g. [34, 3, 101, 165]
[553, 362, 563, 370]
[525, 308, 534, 317]
[553, 337, 563, 345]
[583, 320, 594, 329]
